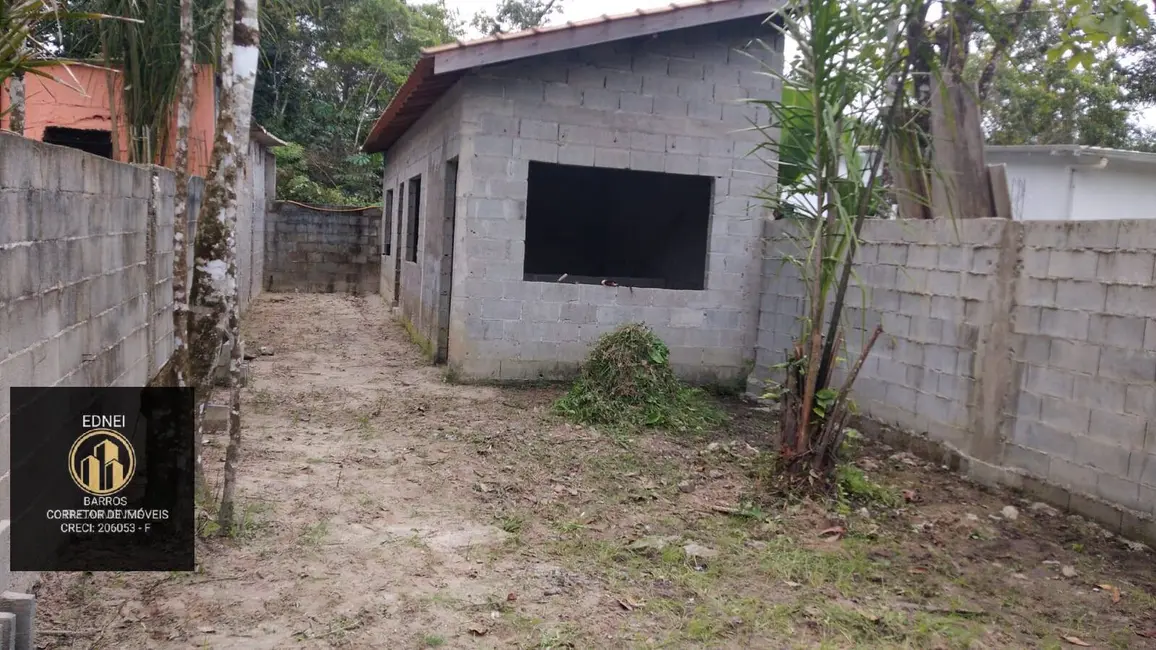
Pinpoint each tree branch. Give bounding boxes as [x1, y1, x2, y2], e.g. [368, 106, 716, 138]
[978, 0, 1033, 102]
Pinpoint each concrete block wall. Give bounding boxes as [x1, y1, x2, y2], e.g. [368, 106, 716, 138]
[236, 141, 269, 312]
[447, 18, 783, 381]
[0, 133, 177, 593]
[264, 201, 381, 294]
[752, 218, 1012, 456]
[751, 216, 1156, 540]
[380, 85, 465, 357]
[1006, 220, 1156, 526]
[184, 136, 274, 316]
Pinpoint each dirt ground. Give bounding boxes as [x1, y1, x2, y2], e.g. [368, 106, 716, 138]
[36, 294, 1156, 649]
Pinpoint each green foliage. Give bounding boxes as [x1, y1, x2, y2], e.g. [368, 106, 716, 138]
[974, 0, 1155, 150]
[1047, 0, 1151, 70]
[555, 323, 725, 433]
[1, 0, 139, 96]
[254, 0, 461, 204]
[471, 0, 562, 36]
[58, 0, 225, 164]
[835, 464, 901, 510]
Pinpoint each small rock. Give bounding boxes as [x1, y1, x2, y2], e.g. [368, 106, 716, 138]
[1061, 565, 1078, 578]
[964, 513, 979, 522]
[1029, 502, 1059, 517]
[706, 442, 721, 452]
[677, 480, 694, 493]
[629, 535, 678, 554]
[683, 543, 718, 559]
[1123, 539, 1151, 553]
[708, 470, 723, 479]
[1001, 506, 1019, 521]
[259, 346, 274, 356]
[857, 507, 871, 518]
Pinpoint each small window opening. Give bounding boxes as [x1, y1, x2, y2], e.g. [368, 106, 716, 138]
[42, 127, 113, 159]
[382, 188, 394, 256]
[406, 175, 422, 262]
[523, 162, 712, 290]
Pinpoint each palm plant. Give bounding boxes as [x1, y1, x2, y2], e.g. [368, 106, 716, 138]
[1, 0, 136, 127]
[53, 0, 224, 164]
[747, 0, 924, 484]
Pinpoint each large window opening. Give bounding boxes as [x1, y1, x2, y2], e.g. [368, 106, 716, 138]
[42, 127, 113, 159]
[523, 162, 712, 290]
[405, 175, 422, 262]
[382, 188, 394, 256]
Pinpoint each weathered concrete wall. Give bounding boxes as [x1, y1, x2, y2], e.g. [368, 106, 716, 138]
[380, 84, 465, 359]
[236, 140, 270, 312]
[0, 133, 177, 593]
[0, 132, 273, 593]
[185, 136, 275, 316]
[444, 17, 782, 381]
[265, 201, 381, 294]
[751, 217, 1156, 542]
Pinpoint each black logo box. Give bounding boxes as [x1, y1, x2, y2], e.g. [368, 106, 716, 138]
[9, 387, 195, 572]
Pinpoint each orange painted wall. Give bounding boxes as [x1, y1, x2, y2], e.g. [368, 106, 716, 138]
[0, 63, 216, 177]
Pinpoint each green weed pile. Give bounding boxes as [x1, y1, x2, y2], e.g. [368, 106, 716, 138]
[555, 323, 725, 432]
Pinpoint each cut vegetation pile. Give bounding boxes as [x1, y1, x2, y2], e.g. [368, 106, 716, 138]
[555, 323, 725, 432]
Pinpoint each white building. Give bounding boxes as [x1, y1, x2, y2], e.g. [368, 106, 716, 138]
[986, 145, 1156, 222]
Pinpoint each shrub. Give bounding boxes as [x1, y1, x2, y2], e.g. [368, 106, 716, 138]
[555, 323, 725, 432]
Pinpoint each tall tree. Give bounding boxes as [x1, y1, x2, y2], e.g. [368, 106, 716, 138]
[887, 0, 1151, 219]
[973, 1, 1154, 149]
[471, 0, 562, 35]
[252, 0, 459, 205]
[172, 0, 196, 391]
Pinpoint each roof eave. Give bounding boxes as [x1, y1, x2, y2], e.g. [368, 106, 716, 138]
[361, 0, 785, 154]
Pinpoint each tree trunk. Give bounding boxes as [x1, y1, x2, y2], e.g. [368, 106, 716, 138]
[929, 78, 993, 219]
[7, 70, 24, 134]
[217, 310, 244, 531]
[171, 0, 201, 490]
[186, 0, 258, 512]
[214, 0, 261, 532]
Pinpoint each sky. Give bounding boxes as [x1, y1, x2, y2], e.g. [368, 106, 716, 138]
[432, 0, 1156, 129]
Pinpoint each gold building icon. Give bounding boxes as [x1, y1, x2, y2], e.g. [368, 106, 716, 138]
[69, 429, 136, 496]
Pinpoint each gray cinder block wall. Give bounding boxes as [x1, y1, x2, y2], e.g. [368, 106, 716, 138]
[751, 217, 1156, 542]
[380, 84, 465, 352]
[382, 17, 783, 379]
[0, 132, 272, 595]
[264, 201, 381, 294]
[0, 133, 176, 594]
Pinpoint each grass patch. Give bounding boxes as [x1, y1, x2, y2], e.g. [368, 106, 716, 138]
[398, 317, 434, 360]
[835, 464, 902, 511]
[554, 323, 725, 433]
[300, 519, 330, 547]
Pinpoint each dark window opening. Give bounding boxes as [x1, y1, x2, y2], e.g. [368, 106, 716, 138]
[42, 127, 113, 159]
[382, 189, 394, 256]
[523, 162, 712, 290]
[406, 175, 422, 262]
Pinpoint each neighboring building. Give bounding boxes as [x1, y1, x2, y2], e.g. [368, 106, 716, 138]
[0, 61, 287, 312]
[362, 0, 786, 383]
[986, 145, 1156, 222]
[0, 62, 218, 176]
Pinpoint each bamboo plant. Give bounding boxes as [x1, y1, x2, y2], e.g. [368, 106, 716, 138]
[747, 0, 923, 485]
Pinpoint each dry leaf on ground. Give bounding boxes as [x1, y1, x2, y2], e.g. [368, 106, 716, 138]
[1096, 583, 1121, 603]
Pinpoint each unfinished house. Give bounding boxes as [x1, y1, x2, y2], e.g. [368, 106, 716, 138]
[362, 0, 784, 382]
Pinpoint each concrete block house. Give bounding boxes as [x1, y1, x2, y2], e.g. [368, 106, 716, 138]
[362, 0, 785, 382]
